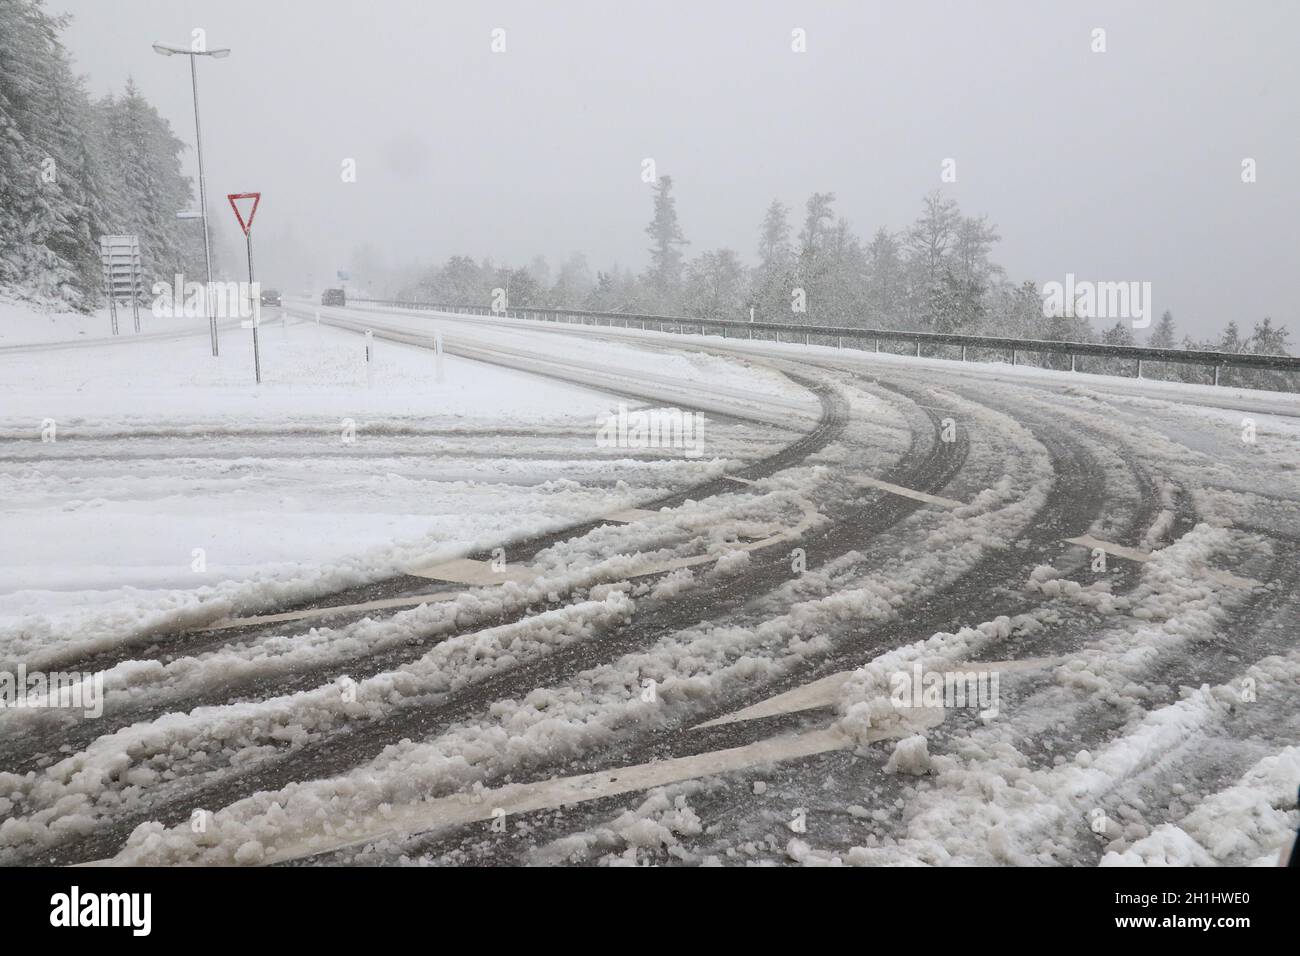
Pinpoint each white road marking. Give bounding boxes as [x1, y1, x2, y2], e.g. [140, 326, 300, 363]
[261, 724, 888, 865]
[851, 476, 962, 509]
[603, 507, 663, 523]
[407, 558, 540, 585]
[1064, 535, 1261, 589]
[1204, 569, 1264, 590]
[1064, 534, 1153, 563]
[696, 671, 855, 728]
[201, 591, 459, 631]
[214, 498, 818, 631]
[697, 657, 1062, 729]
[964, 656, 1066, 672]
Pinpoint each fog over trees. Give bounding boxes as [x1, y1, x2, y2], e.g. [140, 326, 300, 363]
[401, 181, 1292, 390]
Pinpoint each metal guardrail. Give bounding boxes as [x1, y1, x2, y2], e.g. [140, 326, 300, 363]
[350, 299, 1300, 387]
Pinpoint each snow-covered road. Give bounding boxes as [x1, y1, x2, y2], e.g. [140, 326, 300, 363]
[1, 303, 1296, 867]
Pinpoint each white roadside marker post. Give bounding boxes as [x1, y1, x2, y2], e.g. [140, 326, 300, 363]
[365, 329, 374, 389]
[435, 329, 445, 383]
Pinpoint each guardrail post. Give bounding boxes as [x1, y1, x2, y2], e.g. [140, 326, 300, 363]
[915, 341, 921, 358]
[1011, 349, 1017, 366]
[1070, 353, 1076, 372]
[874, 337, 879, 352]
[1136, 359, 1143, 379]
[1213, 365, 1220, 386]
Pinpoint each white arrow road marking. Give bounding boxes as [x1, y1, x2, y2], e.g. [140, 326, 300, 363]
[696, 671, 856, 728]
[83, 717, 934, 866]
[697, 657, 1064, 729]
[411, 498, 819, 586]
[259, 722, 932, 866]
[1064, 535, 1261, 589]
[213, 499, 820, 633]
[851, 476, 962, 509]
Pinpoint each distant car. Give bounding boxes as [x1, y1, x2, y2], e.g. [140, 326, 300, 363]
[321, 288, 346, 307]
[259, 288, 282, 307]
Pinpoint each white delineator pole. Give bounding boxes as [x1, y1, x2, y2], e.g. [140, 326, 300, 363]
[365, 329, 374, 389]
[435, 330, 444, 383]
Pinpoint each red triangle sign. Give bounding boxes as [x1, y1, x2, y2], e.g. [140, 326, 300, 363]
[227, 192, 261, 235]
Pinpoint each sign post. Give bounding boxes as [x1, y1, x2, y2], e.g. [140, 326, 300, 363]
[227, 192, 262, 383]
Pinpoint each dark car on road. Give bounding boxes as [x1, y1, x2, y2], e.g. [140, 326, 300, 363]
[260, 288, 282, 307]
[321, 288, 346, 307]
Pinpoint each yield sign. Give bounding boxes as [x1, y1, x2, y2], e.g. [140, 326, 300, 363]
[226, 192, 261, 235]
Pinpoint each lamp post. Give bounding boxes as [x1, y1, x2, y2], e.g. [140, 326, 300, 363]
[152, 41, 230, 357]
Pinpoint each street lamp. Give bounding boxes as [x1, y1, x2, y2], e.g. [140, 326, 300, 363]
[153, 41, 230, 357]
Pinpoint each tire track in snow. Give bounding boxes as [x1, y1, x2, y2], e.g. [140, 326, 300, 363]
[369, 366, 1206, 864]
[10, 317, 1265, 868]
[17, 369, 954, 865]
[0, 366, 848, 856]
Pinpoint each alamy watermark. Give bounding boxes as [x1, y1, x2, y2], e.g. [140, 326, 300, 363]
[50, 886, 150, 936]
[1042, 273, 1153, 329]
[890, 661, 1000, 719]
[0, 664, 104, 718]
[151, 275, 260, 321]
[596, 403, 705, 458]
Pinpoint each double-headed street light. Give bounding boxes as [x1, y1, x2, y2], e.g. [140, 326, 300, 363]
[153, 41, 230, 357]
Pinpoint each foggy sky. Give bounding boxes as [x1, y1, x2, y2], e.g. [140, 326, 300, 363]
[53, 0, 1300, 338]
